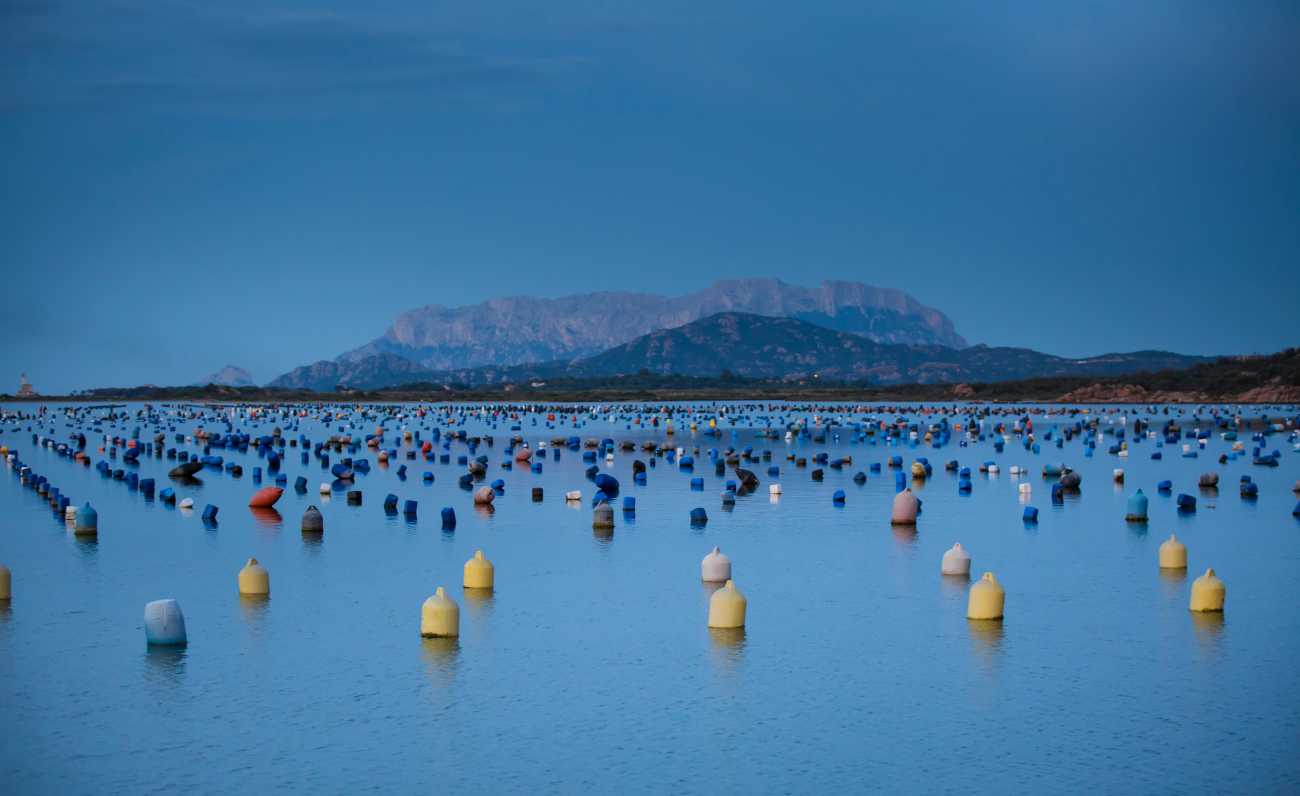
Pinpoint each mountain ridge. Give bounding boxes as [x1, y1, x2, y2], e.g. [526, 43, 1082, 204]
[339, 278, 967, 371]
[269, 312, 1208, 390]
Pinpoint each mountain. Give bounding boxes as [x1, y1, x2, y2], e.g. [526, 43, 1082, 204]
[559, 313, 1208, 384]
[195, 365, 254, 387]
[267, 353, 436, 392]
[340, 278, 966, 370]
[302, 313, 1208, 389]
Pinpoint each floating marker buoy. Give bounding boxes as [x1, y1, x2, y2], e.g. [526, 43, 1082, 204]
[179, 497, 194, 509]
[238, 558, 270, 596]
[564, 490, 581, 501]
[421, 586, 460, 638]
[1198, 472, 1219, 488]
[463, 550, 494, 590]
[1176, 493, 1197, 512]
[891, 488, 919, 525]
[967, 572, 1005, 620]
[143, 599, 187, 646]
[941, 543, 971, 576]
[319, 483, 331, 495]
[1023, 506, 1038, 523]
[593, 503, 614, 529]
[441, 507, 456, 529]
[248, 486, 283, 508]
[301, 505, 324, 533]
[74, 502, 98, 536]
[201, 504, 219, 522]
[1126, 489, 1149, 522]
[1113, 468, 1125, 483]
[0, 564, 10, 600]
[531, 487, 543, 502]
[701, 546, 731, 582]
[1158, 533, 1187, 569]
[707, 580, 746, 628]
[346, 490, 362, 505]
[473, 487, 494, 505]
[690, 507, 708, 525]
[769, 484, 781, 496]
[832, 489, 846, 504]
[1189, 568, 1225, 612]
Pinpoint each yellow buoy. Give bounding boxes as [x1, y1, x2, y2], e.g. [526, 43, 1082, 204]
[421, 586, 460, 637]
[237, 557, 270, 596]
[707, 579, 747, 628]
[967, 572, 1005, 620]
[1189, 568, 1226, 612]
[463, 550, 494, 590]
[0, 563, 10, 600]
[1158, 533, 1187, 569]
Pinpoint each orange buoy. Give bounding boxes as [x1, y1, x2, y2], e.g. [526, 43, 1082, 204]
[248, 486, 284, 508]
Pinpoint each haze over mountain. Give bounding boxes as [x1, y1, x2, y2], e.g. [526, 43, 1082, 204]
[194, 365, 254, 388]
[340, 278, 967, 371]
[269, 313, 1208, 391]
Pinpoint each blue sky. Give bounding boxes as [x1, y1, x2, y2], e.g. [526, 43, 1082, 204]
[2, 0, 1297, 392]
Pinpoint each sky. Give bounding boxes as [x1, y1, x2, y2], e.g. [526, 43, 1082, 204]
[2, 0, 1297, 393]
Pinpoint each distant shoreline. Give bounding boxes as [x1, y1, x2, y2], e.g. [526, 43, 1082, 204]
[5, 348, 1296, 406]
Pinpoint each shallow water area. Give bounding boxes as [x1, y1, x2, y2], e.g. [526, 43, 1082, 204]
[1, 400, 1298, 793]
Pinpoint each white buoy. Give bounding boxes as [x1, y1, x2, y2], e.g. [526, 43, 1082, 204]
[941, 543, 971, 575]
[179, 497, 194, 509]
[769, 483, 782, 496]
[701, 546, 732, 582]
[319, 483, 331, 495]
[143, 599, 187, 646]
[565, 490, 582, 501]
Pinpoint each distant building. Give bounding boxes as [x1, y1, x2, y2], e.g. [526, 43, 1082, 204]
[17, 373, 37, 398]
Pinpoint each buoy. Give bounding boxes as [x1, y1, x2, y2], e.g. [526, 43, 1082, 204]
[237, 558, 270, 596]
[769, 484, 781, 496]
[891, 488, 919, 524]
[593, 503, 614, 529]
[248, 486, 283, 508]
[143, 599, 187, 646]
[1198, 472, 1219, 488]
[0, 564, 10, 600]
[564, 490, 581, 501]
[179, 497, 194, 509]
[301, 505, 324, 533]
[473, 486, 494, 505]
[1158, 533, 1187, 569]
[1189, 568, 1225, 612]
[420, 586, 460, 638]
[941, 543, 971, 576]
[74, 502, 98, 536]
[967, 572, 1005, 620]
[441, 507, 456, 529]
[690, 507, 708, 525]
[701, 546, 732, 582]
[707, 580, 746, 628]
[463, 550, 494, 590]
[319, 483, 331, 495]
[1126, 489, 1149, 522]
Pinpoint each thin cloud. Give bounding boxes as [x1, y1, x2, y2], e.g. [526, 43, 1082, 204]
[1, 2, 588, 113]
